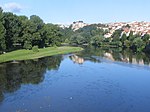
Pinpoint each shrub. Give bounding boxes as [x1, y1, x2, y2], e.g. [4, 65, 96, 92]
[24, 41, 32, 50]
[32, 46, 39, 52]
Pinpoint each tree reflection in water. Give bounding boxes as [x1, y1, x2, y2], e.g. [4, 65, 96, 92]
[0, 47, 150, 103]
[0, 55, 62, 102]
[74, 46, 150, 66]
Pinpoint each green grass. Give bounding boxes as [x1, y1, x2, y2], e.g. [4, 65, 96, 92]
[0, 46, 83, 63]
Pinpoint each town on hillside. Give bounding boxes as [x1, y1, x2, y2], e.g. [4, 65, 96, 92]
[59, 21, 150, 38]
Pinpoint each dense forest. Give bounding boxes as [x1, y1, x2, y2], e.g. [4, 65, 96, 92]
[1, 7, 150, 54]
[0, 7, 63, 53]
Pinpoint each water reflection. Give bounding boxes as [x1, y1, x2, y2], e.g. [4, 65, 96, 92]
[0, 56, 62, 102]
[76, 47, 150, 66]
[69, 55, 84, 64]
[1, 47, 149, 102]
[106, 49, 150, 66]
[1, 47, 150, 112]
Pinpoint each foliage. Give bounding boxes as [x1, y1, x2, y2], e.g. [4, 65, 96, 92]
[112, 29, 122, 40]
[67, 24, 106, 45]
[142, 34, 150, 45]
[23, 41, 32, 50]
[0, 7, 63, 52]
[32, 46, 39, 52]
[91, 35, 104, 46]
[0, 6, 150, 53]
[70, 33, 86, 45]
[0, 8, 6, 51]
[124, 40, 131, 48]
[63, 22, 150, 52]
[133, 37, 145, 52]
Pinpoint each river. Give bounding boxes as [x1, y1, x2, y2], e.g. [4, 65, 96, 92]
[0, 47, 150, 112]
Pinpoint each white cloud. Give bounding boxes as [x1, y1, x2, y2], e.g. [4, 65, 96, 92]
[3, 2, 23, 13]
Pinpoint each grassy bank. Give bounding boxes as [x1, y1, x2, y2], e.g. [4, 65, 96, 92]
[0, 46, 83, 63]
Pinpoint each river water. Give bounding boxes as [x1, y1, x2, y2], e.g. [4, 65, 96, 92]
[0, 47, 150, 112]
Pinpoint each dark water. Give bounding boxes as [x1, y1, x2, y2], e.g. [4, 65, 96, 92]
[1, 47, 150, 112]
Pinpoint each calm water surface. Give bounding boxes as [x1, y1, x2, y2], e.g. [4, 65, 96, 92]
[0, 47, 150, 112]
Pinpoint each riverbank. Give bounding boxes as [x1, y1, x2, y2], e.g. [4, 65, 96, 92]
[0, 46, 83, 63]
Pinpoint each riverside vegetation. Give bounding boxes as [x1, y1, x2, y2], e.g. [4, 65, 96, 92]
[62, 24, 150, 53]
[0, 7, 150, 63]
[0, 46, 82, 63]
[0, 7, 82, 63]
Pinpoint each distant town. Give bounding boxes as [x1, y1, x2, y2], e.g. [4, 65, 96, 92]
[59, 21, 150, 38]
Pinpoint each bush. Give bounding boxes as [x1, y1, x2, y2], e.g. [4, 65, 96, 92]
[24, 41, 32, 50]
[32, 46, 39, 52]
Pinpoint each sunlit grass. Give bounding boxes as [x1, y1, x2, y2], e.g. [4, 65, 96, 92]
[0, 46, 83, 63]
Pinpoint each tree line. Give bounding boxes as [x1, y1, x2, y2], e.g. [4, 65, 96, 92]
[62, 24, 150, 52]
[1, 6, 150, 53]
[110, 29, 150, 52]
[61, 24, 108, 45]
[0, 7, 63, 53]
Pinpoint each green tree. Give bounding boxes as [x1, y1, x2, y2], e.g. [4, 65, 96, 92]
[18, 15, 29, 46]
[70, 33, 85, 45]
[121, 33, 127, 46]
[43, 24, 62, 46]
[30, 15, 44, 30]
[76, 34, 85, 45]
[60, 27, 74, 43]
[142, 34, 150, 45]
[29, 15, 44, 47]
[0, 7, 6, 51]
[91, 35, 104, 46]
[22, 33, 32, 49]
[3, 12, 22, 50]
[23, 41, 32, 50]
[133, 37, 145, 52]
[112, 29, 122, 41]
[76, 25, 105, 44]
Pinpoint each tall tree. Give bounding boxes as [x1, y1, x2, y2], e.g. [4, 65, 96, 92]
[112, 29, 122, 41]
[142, 34, 150, 45]
[0, 7, 6, 51]
[3, 12, 22, 50]
[44, 24, 62, 46]
[121, 33, 127, 46]
[30, 15, 44, 47]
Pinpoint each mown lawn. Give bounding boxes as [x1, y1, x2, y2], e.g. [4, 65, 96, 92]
[0, 46, 83, 63]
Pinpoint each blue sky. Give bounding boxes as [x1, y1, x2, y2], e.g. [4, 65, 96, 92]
[0, 0, 149, 24]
